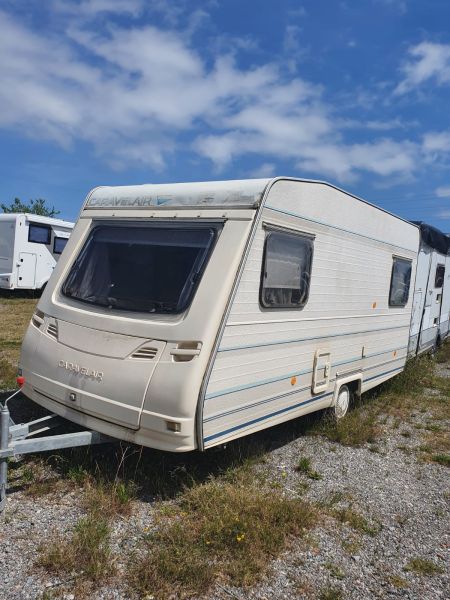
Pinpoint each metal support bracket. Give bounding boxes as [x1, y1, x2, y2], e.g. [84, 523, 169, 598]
[0, 394, 114, 513]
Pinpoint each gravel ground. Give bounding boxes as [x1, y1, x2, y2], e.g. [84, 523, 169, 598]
[1, 363, 449, 600]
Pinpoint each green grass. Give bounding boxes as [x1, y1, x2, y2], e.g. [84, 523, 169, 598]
[39, 515, 113, 582]
[127, 476, 316, 598]
[331, 506, 380, 536]
[319, 586, 343, 600]
[0, 296, 37, 389]
[431, 454, 450, 467]
[295, 456, 322, 480]
[404, 557, 444, 576]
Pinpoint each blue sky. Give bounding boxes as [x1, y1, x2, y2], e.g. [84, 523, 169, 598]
[0, 0, 449, 227]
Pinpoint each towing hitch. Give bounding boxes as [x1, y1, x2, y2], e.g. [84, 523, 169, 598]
[0, 388, 114, 513]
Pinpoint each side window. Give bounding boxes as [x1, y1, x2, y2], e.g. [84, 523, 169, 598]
[389, 257, 412, 307]
[260, 229, 313, 309]
[28, 224, 51, 245]
[53, 237, 68, 255]
[435, 264, 445, 288]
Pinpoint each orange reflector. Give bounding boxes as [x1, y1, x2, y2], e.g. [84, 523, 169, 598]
[16, 376, 25, 388]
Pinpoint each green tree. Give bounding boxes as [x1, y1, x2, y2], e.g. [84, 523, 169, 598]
[1, 197, 60, 217]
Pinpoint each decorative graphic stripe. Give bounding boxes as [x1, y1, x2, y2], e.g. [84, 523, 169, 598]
[218, 325, 408, 352]
[205, 356, 406, 423]
[204, 391, 333, 443]
[204, 365, 405, 443]
[206, 347, 407, 400]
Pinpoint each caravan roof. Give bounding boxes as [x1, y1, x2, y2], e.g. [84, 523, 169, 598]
[83, 178, 419, 229]
[0, 213, 74, 228]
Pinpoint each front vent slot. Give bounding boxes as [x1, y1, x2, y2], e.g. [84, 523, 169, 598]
[131, 346, 158, 360]
[47, 323, 58, 340]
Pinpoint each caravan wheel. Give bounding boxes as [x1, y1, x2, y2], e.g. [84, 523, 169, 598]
[334, 385, 350, 420]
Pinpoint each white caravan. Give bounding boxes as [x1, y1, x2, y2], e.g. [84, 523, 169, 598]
[19, 178, 420, 452]
[0, 214, 74, 291]
[408, 222, 450, 355]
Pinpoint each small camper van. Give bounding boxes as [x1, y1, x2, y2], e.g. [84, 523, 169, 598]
[0, 214, 74, 291]
[18, 177, 425, 451]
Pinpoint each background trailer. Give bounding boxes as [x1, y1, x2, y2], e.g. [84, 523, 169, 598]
[0, 213, 74, 291]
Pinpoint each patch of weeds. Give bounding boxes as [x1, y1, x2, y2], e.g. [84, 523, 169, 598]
[388, 575, 409, 589]
[368, 444, 381, 453]
[311, 408, 379, 447]
[24, 479, 61, 498]
[400, 430, 411, 438]
[331, 506, 380, 536]
[435, 339, 450, 363]
[39, 515, 113, 582]
[325, 562, 345, 580]
[127, 478, 316, 598]
[0, 356, 17, 389]
[425, 423, 443, 432]
[295, 456, 322, 480]
[319, 586, 343, 600]
[84, 479, 136, 518]
[67, 464, 90, 485]
[431, 454, 450, 467]
[404, 557, 444, 576]
[341, 537, 361, 554]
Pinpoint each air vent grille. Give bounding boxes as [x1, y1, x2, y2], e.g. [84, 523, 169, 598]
[131, 346, 158, 360]
[47, 323, 58, 340]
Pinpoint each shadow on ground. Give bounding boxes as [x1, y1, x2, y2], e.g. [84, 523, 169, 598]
[2, 390, 326, 502]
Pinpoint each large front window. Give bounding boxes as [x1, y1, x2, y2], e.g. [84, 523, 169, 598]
[62, 224, 220, 313]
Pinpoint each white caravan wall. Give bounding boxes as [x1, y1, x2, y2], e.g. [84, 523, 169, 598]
[203, 179, 419, 448]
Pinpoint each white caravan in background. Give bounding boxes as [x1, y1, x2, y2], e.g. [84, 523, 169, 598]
[0, 214, 74, 291]
[408, 222, 450, 354]
[19, 178, 422, 452]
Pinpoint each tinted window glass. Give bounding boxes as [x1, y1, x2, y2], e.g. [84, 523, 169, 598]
[435, 264, 445, 288]
[54, 237, 68, 255]
[389, 257, 412, 307]
[62, 225, 219, 314]
[260, 230, 313, 309]
[28, 224, 51, 244]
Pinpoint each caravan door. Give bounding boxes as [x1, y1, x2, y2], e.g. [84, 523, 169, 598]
[17, 252, 37, 288]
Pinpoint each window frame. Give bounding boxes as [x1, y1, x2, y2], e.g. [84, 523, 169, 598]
[434, 264, 445, 289]
[53, 236, 68, 255]
[61, 221, 222, 315]
[28, 223, 51, 245]
[388, 256, 412, 308]
[259, 225, 314, 310]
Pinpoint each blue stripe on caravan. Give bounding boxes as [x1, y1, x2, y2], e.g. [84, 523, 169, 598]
[204, 357, 406, 423]
[204, 391, 333, 443]
[264, 205, 414, 253]
[204, 365, 405, 443]
[205, 346, 407, 400]
[365, 366, 404, 382]
[218, 325, 407, 353]
[204, 382, 314, 423]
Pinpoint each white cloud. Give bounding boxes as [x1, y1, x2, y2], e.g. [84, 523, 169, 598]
[248, 163, 277, 178]
[0, 8, 427, 183]
[394, 42, 450, 95]
[423, 131, 450, 153]
[53, 0, 145, 17]
[435, 186, 450, 198]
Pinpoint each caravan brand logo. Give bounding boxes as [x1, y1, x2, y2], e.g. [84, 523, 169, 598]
[58, 360, 104, 382]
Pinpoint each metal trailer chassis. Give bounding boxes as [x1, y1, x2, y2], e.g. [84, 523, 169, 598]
[0, 389, 113, 513]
